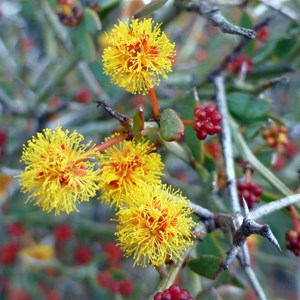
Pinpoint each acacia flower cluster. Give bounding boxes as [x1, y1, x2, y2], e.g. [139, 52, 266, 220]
[19, 125, 195, 268]
[18, 19, 195, 270]
[102, 18, 175, 95]
[115, 184, 195, 267]
[19, 125, 99, 215]
[97, 136, 164, 207]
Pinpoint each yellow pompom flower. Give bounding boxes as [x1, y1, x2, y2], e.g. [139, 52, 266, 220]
[115, 184, 195, 267]
[19, 125, 99, 215]
[98, 137, 164, 207]
[102, 18, 175, 95]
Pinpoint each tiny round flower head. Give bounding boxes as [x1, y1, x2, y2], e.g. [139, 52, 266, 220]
[98, 136, 164, 207]
[102, 18, 175, 95]
[115, 184, 195, 267]
[19, 125, 99, 215]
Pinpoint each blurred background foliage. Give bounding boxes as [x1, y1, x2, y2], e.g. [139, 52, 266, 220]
[0, 0, 300, 299]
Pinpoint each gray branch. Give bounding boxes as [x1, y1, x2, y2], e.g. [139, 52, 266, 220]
[214, 75, 240, 213]
[190, 202, 215, 219]
[178, 0, 256, 39]
[213, 76, 269, 300]
[250, 194, 300, 221]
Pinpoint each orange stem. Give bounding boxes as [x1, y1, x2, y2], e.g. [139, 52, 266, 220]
[94, 132, 130, 152]
[182, 120, 195, 126]
[245, 169, 252, 184]
[148, 88, 160, 119]
[289, 205, 300, 232]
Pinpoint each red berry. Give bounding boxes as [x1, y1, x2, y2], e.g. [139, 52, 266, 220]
[97, 271, 113, 288]
[227, 54, 253, 74]
[196, 130, 207, 140]
[286, 230, 300, 256]
[103, 242, 123, 267]
[0, 243, 20, 265]
[54, 224, 73, 243]
[204, 104, 216, 115]
[119, 278, 135, 296]
[108, 280, 120, 293]
[205, 141, 221, 159]
[153, 285, 194, 300]
[74, 246, 92, 265]
[154, 293, 163, 300]
[211, 112, 222, 123]
[193, 107, 206, 120]
[6, 222, 25, 237]
[256, 27, 269, 43]
[202, 122, 215, 135]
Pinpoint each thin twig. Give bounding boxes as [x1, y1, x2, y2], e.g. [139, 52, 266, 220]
[238, 247, 267, 300]
[178, 0, 256, 39]
[190, 202, 214, 219]
[213, 75, 240, 213]
[250, 194, 300, 221]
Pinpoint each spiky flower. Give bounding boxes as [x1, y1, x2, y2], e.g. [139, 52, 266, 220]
[115, 184, 195, 267]
[19, 125, 99, 215]
[98, 137, 164, 207]
[102, 18, 175, 94]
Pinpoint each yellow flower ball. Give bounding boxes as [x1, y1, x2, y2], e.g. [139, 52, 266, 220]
[115, 184, 195, 267]
[19, 125, 99, 215]
[102, 18, 175, 95]
[98, 137, 164, 207]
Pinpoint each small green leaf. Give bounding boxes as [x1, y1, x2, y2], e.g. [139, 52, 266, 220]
[227, 93, 271, 124]
[83, 7, 102, 34]
[245, 122, 262, 139]
[160, 109, 184, 142]
[188, 255, 223, 280]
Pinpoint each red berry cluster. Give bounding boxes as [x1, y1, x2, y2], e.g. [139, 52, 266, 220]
[286, 230, 300, 256]
[97, 271, 135, 297]
[154, 284, 194, 300]
[262, 124, 289, 151]
[237, 180, 263, 209]
[193, 104, 222, 140]
[57, 4, 83, 27]
[227, 54, 253, 74]
[256, 26, 269, 43]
